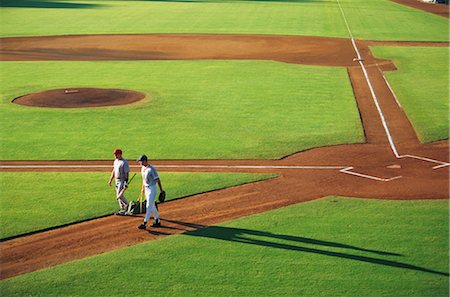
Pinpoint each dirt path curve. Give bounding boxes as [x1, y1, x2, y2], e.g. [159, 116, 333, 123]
[0, 34, 448, 279]
[0, 34, 384, 67]
[391, 0, 449, 18]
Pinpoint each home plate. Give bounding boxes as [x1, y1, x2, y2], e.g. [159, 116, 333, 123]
[387, 164, 401, 169]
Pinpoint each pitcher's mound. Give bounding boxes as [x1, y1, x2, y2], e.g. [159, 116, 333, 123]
[12, 88, 146, 108]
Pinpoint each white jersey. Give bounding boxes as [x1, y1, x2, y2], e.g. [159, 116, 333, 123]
[141, 164, 159, 187]
[113, 158, 130, 181]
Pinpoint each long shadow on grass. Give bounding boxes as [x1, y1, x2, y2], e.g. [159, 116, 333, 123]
[0, 0, 103, 9]
[175, 222, 449, 277]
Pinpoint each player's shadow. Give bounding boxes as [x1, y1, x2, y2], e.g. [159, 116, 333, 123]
[167, 220, 449, 277]
[0, 0, 103, 9]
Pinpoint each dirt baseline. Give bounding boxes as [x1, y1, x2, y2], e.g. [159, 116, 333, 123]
[0, 33, 448, 280]
[12, 88, 146, 108]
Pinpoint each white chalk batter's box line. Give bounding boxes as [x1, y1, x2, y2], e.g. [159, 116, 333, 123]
[399, 155, 450, 169]
[340, 167, 402, 182]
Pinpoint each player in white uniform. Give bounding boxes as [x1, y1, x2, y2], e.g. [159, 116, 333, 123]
[108, 149, 130, 214]
[137, 154, 163, 229]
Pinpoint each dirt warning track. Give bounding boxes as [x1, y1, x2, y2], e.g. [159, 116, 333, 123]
[0, 34, 448, 279]
[391, 0, 449, 18]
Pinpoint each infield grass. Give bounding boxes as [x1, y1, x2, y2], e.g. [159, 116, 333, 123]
[1, 197, 448, 296]
[0, 171, 275, 239]
[371, 46, 449, 143]
[0, 0, 448, 41]
[0, 60, 364, 160]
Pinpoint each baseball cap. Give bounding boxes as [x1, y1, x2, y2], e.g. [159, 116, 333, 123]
[113, 149, 123, 155]
[137, 154, 148, 162]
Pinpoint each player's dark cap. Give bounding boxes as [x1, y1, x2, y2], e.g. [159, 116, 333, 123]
[137, 155, 148, 162]
[113, 149, 123, 155]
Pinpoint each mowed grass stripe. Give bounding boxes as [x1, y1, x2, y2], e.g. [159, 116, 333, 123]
[0, 172, 275, 239]
[1, 197, 447, 296]
[0, 61, 364, 160]
[371, 46, 449, 143]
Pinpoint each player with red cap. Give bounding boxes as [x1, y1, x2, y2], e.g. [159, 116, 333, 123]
[108, 148, 130, 214]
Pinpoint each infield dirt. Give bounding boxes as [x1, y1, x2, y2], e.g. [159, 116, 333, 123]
[0, 34, 448, 279]
[1, 34, 383, 67]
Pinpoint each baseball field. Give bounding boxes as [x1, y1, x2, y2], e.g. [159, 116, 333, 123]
[0, 0, 449, 296]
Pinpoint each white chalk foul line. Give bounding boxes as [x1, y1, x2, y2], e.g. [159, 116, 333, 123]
[0, 165, 111, 169]
[0, 164, 347, 170]
[336, 0, 449, 168]
[156, 165, 347, 170]
[336, 0, 400, 158]
[0, 164, 405, 182]
[340, 167, 402, 182]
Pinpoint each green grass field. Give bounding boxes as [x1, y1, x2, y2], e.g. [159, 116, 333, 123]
[0, 172, 275, 239]
[0, 61, 364, 160]
[1, 197, 448, 296]
[0, 1, 449, 296]
[338, 0, 448, 41]
[0, 0, 448, 41]
[371, 46, 449, 143]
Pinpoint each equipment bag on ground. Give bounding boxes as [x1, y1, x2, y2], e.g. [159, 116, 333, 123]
[125, 200, 147, 215]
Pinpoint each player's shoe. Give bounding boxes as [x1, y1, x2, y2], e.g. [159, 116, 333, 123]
[138, 222, 147, 229]
[115, 209, 127, 216]
[151, 219, 161, 227]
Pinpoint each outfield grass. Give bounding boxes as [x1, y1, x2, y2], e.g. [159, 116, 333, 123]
[339, 0, 448, 41]
[1, 197, 447, 296]
[0, 171, 275, 239]
[1, 0, 349, 37]
[371, 46, 449, 143]
[0, 0, 448, 41]
[0, 60, 364, 160]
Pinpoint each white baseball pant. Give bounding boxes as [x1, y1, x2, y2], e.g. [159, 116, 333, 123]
[115, 180, 129, 209]
[144, 185, 159, 222]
